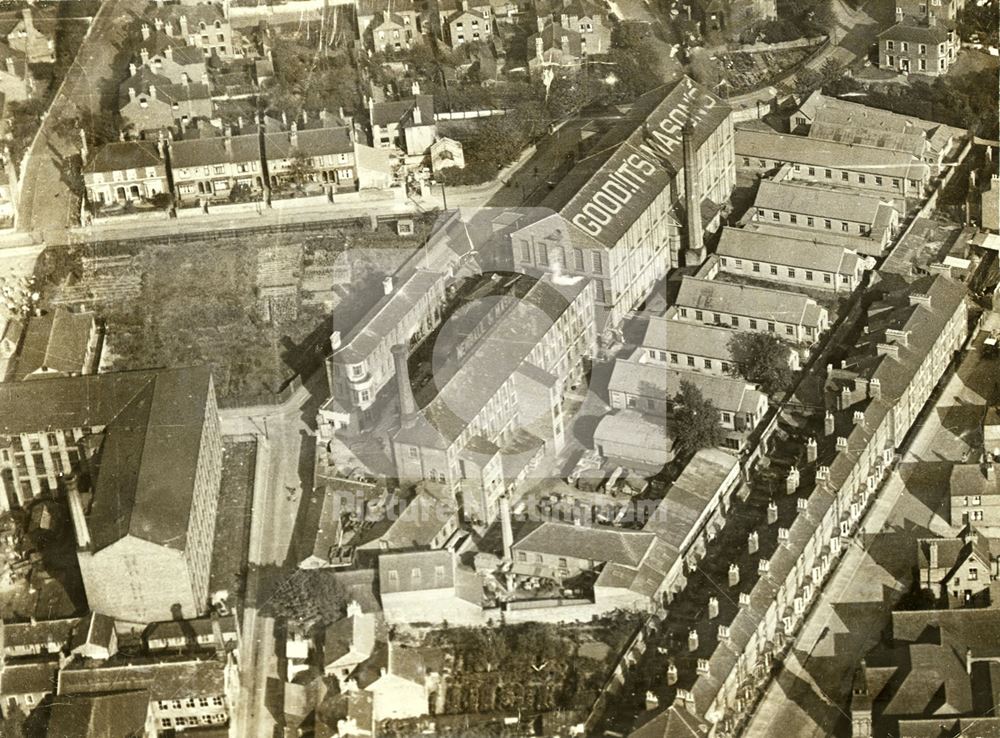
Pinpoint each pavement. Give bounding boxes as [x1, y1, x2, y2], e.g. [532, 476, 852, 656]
[744, 319, 998, 738]
[17, 0, 148, 245]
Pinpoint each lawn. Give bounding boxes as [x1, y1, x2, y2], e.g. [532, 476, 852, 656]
[35, 216, 437, 405]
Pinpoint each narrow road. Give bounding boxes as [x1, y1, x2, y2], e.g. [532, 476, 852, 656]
[17, 0, 147, 245]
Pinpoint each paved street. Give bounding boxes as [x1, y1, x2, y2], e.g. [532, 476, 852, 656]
[745, 321, 996, 738]
[227, 368, 327, 738]
[17, 0, 147, 244]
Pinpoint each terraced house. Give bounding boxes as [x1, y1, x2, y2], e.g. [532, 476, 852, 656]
[81, 140, 170, 208]
[630, 273, 968, 735]
[169, 129, 264, 203]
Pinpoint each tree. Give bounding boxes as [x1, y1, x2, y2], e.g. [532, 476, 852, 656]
[727, 332, 794, 394]
[672, 380, 725, 458]
[286, 149, 312, 188]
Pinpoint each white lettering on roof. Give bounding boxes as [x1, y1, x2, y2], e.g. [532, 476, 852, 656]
[569, 80, 719, 240]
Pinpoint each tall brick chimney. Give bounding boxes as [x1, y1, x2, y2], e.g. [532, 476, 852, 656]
[499, 492, 514, 562]
[391, 344, 417, 425]
[682, 123, 704, 265]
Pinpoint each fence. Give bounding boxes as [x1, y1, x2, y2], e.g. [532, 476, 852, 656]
[435, 109, 508, 121]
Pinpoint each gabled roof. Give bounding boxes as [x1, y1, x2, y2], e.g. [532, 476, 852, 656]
[608, 359, 766, 416]
[375, 489, 458, 549]
[735, 126, 928, 180]
[754, 179, 896, 224]
[0, 367, 214, 553]
[539, 76, 730, 249]
[370, 94, 435, 129]
[715, 226, 861, 275]
[69, 612, 116, 654]
[378, 549, 456, 594]
[323, 613, 377, 667]
[170, 133, 261, 167]
[82, 141, 164, 175]
[2, 617, 80, 653]
[674, 276, 826, 328]
[264, 125, 353, 160]
[514, 522, 658, 567]
[45, 690, 150, 738]
[879, 19, 952, 43]
[58, 657, 226, 698]
[15, 307, 95, 378]
[0, 660, 58, 695]
[629, 702, 709, 738]
[641, 317, 736, 362]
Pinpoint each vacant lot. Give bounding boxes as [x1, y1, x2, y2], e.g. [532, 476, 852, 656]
[34, 216, 436, 405]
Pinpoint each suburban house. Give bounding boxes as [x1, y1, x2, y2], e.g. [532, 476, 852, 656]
[262, 120, 359, 193]
[671, 275, 830, 347]
[368, 88, 437, 157]
[377, 549, 484, 625]
[714, 226, 866, 293]
[81, 139, 170, 208]
[356, 0, 421, 41]
[750, 179, 900, 252]
[118, 66, 213, 133]
[147, 1, 238, 60]
[528, 21, 585, 75]
[169, 129, 265, 204]
[607, 358, 769, 451]
[894, 0, 965, 22]
[134, 42, 207, 84]
[444, 0, 493, 46]
[917, 527, 1000, 608]
[366, 10, 420, 52]
[3, 8, 54, 64]
[878, 17, 959, 76]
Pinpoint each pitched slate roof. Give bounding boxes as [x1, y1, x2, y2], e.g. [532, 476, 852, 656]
[641, 317, 736, 362]
[370, 95, 435, 129]
[879, 19, 952, 43]
[169, 133, 261, 168]
[629, 702, 709, 738]
[15, 308, 95, 378]
[323, 613, 377, 667]
[57, 657, 226, 698]
[735, 126, 927, 180]
[45, 690, 150, 738]
[378, 549, 456, 594]
[754, 179, 896, 224]
[376, 489, 458, 549]
[541, 76, 731, 249]
[0, 367, 214, 552]
[674, 276, 826, 329]
[514, 522, 659, 567]
[716, 226, 861, 275]
[263, 125, 354, 159]
[82, 141, 164, 175]
[69, 612, 116, 653]
[608, 359, 766, 416]
[0, 660, 58, 695]
[118, 66, 211, 107]
[2, 617, 80, 654]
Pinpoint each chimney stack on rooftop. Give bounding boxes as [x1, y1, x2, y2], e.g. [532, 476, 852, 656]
[806, 437, 818, 463]
[728, 563, 740, 587]
[748, 531, 758, 554]
[141, 23, 151, 40]
[824, 411, 835, 436]
[767, 500, 778, 525]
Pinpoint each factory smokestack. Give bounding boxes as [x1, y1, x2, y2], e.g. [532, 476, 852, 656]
[391, 344, 417, 425]
[500, 492, 514, 562]
[682, 123, 704, 266]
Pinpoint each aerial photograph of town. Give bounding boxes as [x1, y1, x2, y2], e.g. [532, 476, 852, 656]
[0, 0, 996, 733]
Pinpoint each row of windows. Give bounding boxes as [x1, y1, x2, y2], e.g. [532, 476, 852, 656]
[720, 257, 846, 284]
[756, 208, 870, 235]
[678, 306, 812, 337]
[742, 157, 905, 190]
[885, 54, 947, 71]
[385, 565, 448, 585]
[520, 242, 603, 274]
[648, 348, 732, 374]
[157, 697, 224, 711]
[884, 39, 946, 55]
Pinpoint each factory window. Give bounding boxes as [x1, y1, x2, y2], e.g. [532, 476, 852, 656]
[592, 252, 603, 274]
[521, 242, 531, 261]
[695, 310, 703, 321]
[790, 214, 798, 224]
[573, 248, 584, 270]
[730, 316, 739, 327]
[752, 262, 760, 272]
[824, 169, 832, 179]
[841, 172, 849, 181]
[824, 219, 832, 229]
[787, 268, 795, 277]
[703, 359, 711, 369]
[767, 322, 776, 332]
[687, 356, 696, 367]
[770, 265, 778, 275]
[670, 353, 679, 363]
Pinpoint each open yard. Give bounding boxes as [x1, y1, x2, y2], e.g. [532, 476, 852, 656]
[208, 440, 257, 600]
[690, 45, 816, 95]
[32, 215, 436, 405]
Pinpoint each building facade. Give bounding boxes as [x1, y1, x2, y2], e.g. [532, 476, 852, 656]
[878, 19, 958, 76]
[82, 140, 170, 208]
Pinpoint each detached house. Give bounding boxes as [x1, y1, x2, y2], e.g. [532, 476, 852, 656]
[356, 0, 421, 43]
[135, 42, 207, 85]
[369, 88, 437, 157]
[81, 139, 169, 208]
[367, 10, 420, 52]
[3, 8, 53, 64]
[917, 527, 1000, 608]
[528, 22, 585, 76]
[147, 1, 237, 60]
[879, 16, 958, 75]
[444, 0, 493, 47]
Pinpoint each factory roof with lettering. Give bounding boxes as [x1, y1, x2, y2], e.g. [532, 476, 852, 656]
[540, 76, 731, 249]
